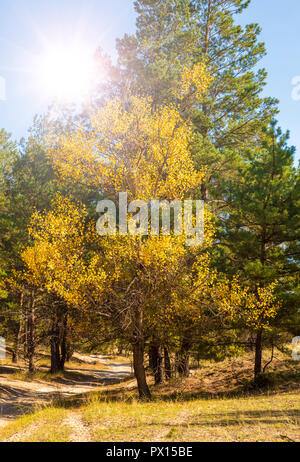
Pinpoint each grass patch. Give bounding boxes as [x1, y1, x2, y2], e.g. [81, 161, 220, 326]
[0, 348, 299, 442]
[0, 407, 71, 442]
[81, 390, 300, 442]
[1, 388, 299, 442]
[241, 370, 300, 391]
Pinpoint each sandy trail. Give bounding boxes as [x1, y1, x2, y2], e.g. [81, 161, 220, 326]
[0, 355, 132, 427]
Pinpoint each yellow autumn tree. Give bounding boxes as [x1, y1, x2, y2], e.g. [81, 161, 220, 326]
[48, 96, 203, 200]
[213, 278, 281, 380]
[21, 197, 214, 397]
[23, 65, 216, 399]
[22, 196, 107, 307]
[47, 62, 211, 200]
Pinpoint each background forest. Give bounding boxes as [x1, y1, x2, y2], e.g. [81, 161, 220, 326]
[0, 0, 299, 410]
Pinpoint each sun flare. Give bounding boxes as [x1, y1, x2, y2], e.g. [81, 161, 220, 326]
[39, 44, 95, 102]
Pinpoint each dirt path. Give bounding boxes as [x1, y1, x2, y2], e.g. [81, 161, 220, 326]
[63, 412, 93, 442]
[0, 355, 131, 428]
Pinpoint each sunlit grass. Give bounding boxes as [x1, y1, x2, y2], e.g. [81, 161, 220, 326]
[0, 348, 298, 442]
[0, 407, 71, 442]
[0, 391, 298, 442]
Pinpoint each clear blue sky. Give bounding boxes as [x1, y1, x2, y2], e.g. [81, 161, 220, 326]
[0, 0, 299, 161]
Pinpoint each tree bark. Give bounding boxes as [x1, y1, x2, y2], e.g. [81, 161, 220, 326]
[149, 342, 155, 370]
[12, 292, 24, 364]
[132, 305, 151, 400]
[27, 291, 36, 374]
[254, 329, 263, 380]
[59, 314, 68, 371]
[12, 322, 22, 364]
[132, 340, 151, 400]
[50, 312, 68, 373]
[164, 346, 172, 380]
[149, 338, 164, 385]
[177, 338, 191, 378]
[65, 344, 74, 362]
[154, 343, 164, 385]
[50, 314, 61, 374]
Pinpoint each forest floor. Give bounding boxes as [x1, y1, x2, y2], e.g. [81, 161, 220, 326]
[0, 348, 299, 442]
[0, 352, 132, 428]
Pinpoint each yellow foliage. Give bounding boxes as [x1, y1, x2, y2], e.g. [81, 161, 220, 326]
[176, 62, 212, 102]
[48, 95, 204, 200]
[23, 68, 218, 335]
[22, 196, 106, 306]
[214, 279, 281, 331]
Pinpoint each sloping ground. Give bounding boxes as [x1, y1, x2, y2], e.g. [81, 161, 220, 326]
[0, 350, 299, 442]
[0, 355, 131, 428]
[0, 390, 299, 442]
[152, 349, 300, 399]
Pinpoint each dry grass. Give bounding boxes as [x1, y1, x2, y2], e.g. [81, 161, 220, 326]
[83, 392, 299, 442]
[1, 348, 299, 442]
[151, 347, 300, 399]
[0, 408, 71, 442]
[1, 389, 298, 442]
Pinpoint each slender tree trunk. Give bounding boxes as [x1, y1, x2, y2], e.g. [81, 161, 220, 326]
[59, 314, 68, 371]
[149, 342, 155, 370]
[154, 343, 164, 385]
[27, 291, 36, 374]
[200, 0, 212, 202]
[50, 314, 61, 374]
[164, 346, 172, 380]
[66, 344, 74, 362]
[255, 237, 266, 381]
[201, 182, 209, 203]
[203, 0, 212, 56]
[132, 306, 151, 400]
[177, 338, 191, 378]
[254, 329, 263, 380]
[149, 338, 164, 385]
[12, 292, 24, 364]
[12, 322, 22, 364]
[132, 341, 151, 400]
[24, 303, 28, 361]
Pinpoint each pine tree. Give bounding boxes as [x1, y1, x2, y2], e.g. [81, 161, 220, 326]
[219, 123, 300, 379]
[116, 0, 278, 201]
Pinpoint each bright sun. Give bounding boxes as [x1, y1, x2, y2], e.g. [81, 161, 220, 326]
[39, 44, 95, 102]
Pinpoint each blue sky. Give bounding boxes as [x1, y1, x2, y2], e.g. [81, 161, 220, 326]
[0, 0, 299, 161]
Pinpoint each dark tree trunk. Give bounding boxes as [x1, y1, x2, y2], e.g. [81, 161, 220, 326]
[132, 340, 151, 400]
[59, 314, 68, 371]
[27, 291, 36, 374]
[50, 314, 61, 374]
[255, 238, 265, 381]
[154, 344, 164, 385]
[11, 350, 17, 364]
[201, 182, 209, 203]
[24, 306, 28, 361]
[164, 346, 172, 380]
[254, 329, 263, 380]
[149, 343, 155, 370]
[12, 292, 24, 364]
[132, 306, 151, 400]
[12, 324, 21, 364]
[12, 323, 21, 364]
[177, 338, 191, 378]
[65, 345, 74, 362]
[149, 338, 164, 385]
